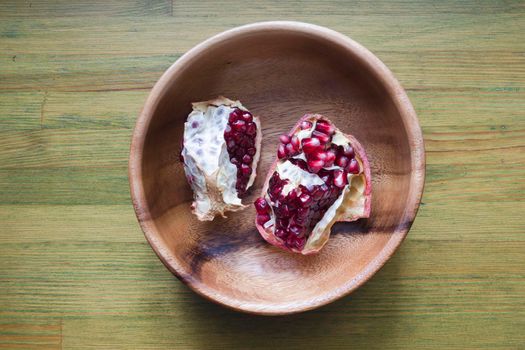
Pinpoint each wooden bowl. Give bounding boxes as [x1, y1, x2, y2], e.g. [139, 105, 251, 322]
[129, 21, 425, 315]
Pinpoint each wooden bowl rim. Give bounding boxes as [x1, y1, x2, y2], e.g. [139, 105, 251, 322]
[129, 21, 426, 315]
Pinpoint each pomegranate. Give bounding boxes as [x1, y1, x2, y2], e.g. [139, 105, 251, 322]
[254, 114, 371, 254]
[181, 97, 262, 221]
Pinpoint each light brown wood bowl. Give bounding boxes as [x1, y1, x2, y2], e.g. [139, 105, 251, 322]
[129, 21, 425, 315]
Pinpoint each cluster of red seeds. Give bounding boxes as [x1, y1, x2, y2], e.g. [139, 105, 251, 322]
[254, 118, 361, 250]
[224, 108, 257, 196]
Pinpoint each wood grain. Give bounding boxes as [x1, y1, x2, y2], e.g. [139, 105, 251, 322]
[0, 0, 524, 347]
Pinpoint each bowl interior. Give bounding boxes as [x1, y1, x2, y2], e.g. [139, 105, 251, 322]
[133, 24, 422, 314]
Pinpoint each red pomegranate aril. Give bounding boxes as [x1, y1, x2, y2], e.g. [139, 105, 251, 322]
[318, 169, 331, 183]
[247, 147, 256, 156]
[230, 157, 239, 165]
[279, 134, 291, 144]
[280, 204, 290, 217]
[254, 197, 269, 213]
[242, 112, 253, 122]
[312, 130, 331, 144]
[335, 155, 349, 168]
[241, 163, 252, 176]
[277, 217, 289, 229]
[242, 154, 252, 164]
[333, 169, 348, 188]
[290, 135, 300, 150]
[300, 121, 313, 130]
[232, 119, 246, 132]
[246, 122, 256, 135]
[285, 143, 296, 156]
[299, 193, 312, 206]
[275, 229, 286, 239]
[256, 213, 271, 225]
[295, 237, 306, 249]
[347, 158, 360, 174]
[315, 120, 335, 135]
[311, 149, 327, 161]
[302, 137, 321, 154]
[325, 150, 336, 166]
[289, 224, 302, 236]
[277, 144, 286, 159]
[343, 145, 355, 158]
[308, 158, 325, 173]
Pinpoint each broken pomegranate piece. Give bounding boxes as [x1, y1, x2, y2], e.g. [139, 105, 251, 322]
[181, 97, 262, 221]
[254, 114, 371, 254]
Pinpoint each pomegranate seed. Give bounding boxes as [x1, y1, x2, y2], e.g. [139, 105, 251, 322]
[318, 169, 331, 183]
[233, 133, 243, 142]
[297, 207, 308, 218]
[277, 144, 286, 159]
[236, 148, 244, 157]
[343, 145, 355, 158]
[286, 236, 296, 248]
[224, 124, 232, 135]
[299, 193, 312, 206]
[289, 224, 302, 236]
[230, 157, 239, 165]
[242, 112, 253, 122]
[301, 137, 321, 154]
[308, 159, 324, 173]
[227, 139, 236, 149]
[288, 189, 298, 200]
[315, 120, 335, 135]
[333, 169, 348, 188]
[280, 204, 290, 217]
[325, 150, 336, 166]
[232, 119, 247, 132]
[295, 237, 306, 249]
[277, 217, 289, 228]
[285, 143, 296, 156]
[271, 184, 283, 197]
[291, 135, 300, 150]
[254, 197, 269, 213]
[246, 122, 256, 135]
[312, 130, 331, 144]
[311, 149, 327, 161]
[275, 229, 286, 239]
[300, 121, 312, 130]
[311, 187, 324, 200]
[256, 213, 271, 225]
[335, 155, 349, 168]
[347, 158, 360, 174]
[242, 154, 252, 164]
[241, 163, 252, 176]
[247, 147, 256, 156]
[279, 134, 291, 144]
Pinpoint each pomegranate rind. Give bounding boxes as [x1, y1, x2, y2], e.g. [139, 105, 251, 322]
[183, 96, 262, 221]
[255, 114, 371, 254]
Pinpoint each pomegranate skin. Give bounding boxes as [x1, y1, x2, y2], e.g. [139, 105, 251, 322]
[255, 114, 371, 255]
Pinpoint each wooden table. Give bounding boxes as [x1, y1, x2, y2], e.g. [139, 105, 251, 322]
[1, 1, 524, 348]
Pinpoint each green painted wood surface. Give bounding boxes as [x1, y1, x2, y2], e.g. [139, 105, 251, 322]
[1, 1, 524, 348]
